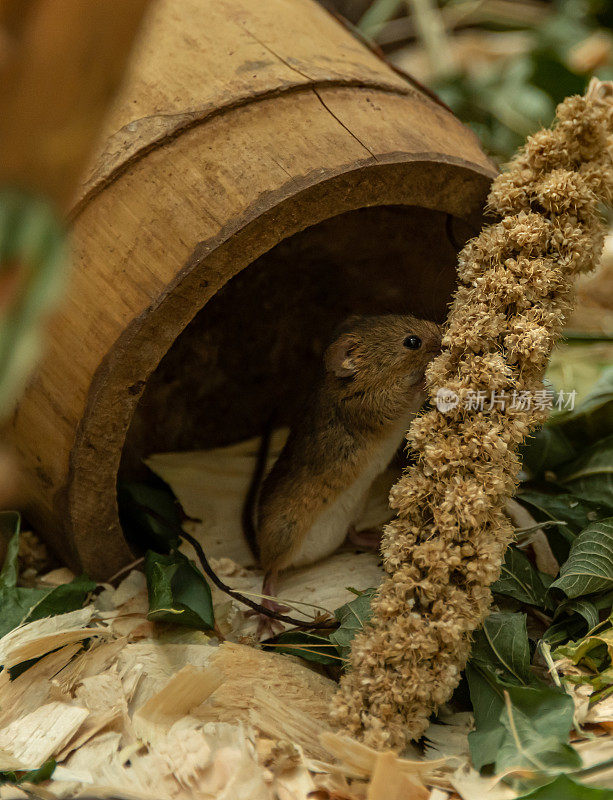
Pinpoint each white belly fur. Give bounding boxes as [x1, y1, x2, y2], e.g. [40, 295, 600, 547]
[289, 414, 414, 568]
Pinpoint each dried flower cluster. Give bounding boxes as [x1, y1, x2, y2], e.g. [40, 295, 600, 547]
[331, 80, 613, 749]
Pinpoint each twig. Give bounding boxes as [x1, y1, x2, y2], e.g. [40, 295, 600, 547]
[179, 529, 337, 630]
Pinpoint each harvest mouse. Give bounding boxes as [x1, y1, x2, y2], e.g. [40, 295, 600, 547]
[243, 314, 442, 632]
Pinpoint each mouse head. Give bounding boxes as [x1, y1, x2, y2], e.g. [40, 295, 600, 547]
[324, 314, 442, 396]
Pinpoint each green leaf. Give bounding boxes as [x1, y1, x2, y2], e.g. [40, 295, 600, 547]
[542, 614, 591, 650]
[118, 481, 183, 552]
[492, 547, 548, 607]
[20, 759, 56, 784]
[357, 0, 403, 36]
[0, 512, 95, 642]
[520, 426, 577, 477]
[145, 550, 214, 631]
[470, 612, 531, 685]
[554, 625, 613, 673]
[557, 438, 613, 510]
[0, 587, 46, 641]
[515, 774, 613, 799]
[23, 574, 96, 625]
[521, 368, 613, 477]
[497, 694, 581, 774]
[0, 189, 68, 419]
[518, 491, 608, 538]
[569, 366, 613, 422]
[0, 758, 56, 786]
[467, 664, 578, 774]
[555, 598, 600, 631]
[547, 342, 613, 405]
[466, 664, 507, 769]
[549, 518, 613, 598]
[265, 631, 339, 665]
[329, 588, 375, 660]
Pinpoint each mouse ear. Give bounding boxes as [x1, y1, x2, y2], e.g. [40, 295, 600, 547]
[325, 334, 358, 378]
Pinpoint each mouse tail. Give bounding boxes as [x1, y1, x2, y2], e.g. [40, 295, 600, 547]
[242, 412, 276, 561]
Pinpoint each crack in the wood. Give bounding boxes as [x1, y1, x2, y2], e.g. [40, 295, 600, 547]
[239, 23, 312, 82]
[269, 156, 293, 178]
[312, 87, 378, 161]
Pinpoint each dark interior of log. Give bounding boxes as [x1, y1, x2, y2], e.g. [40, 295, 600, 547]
[119, 205, 475, 480]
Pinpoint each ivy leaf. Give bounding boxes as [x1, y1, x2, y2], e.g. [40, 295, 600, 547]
[329, 588, 375, 660]
[556, 438, 613, 510]
[467, 664, 578, 774]
[470, 612, 531, 685]
[492, 547, 548, 607]
[549, 518, 613, 598]
[515, 774, 613, 799]
[265, 630, 339, 665]
[497, 694, 581, 775]
[144, 550, 214, 631]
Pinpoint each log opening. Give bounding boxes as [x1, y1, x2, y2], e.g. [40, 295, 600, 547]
[120, 203, 476, 499]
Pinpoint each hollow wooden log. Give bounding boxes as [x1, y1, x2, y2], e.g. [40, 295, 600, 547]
[8, 0, 496, 578]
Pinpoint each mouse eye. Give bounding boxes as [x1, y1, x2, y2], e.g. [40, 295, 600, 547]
[403, 335, 422, 350]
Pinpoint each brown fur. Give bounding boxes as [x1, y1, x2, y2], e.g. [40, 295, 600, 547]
[256, 314, 442, 574]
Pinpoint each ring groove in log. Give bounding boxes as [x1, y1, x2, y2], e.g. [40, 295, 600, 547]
[8, 0, 497, 578]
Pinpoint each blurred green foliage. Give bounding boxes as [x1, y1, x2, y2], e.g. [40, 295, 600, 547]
[436, 1, 613, 161]
[0, 189, 67, 419]
[356, 0, 613, 162]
